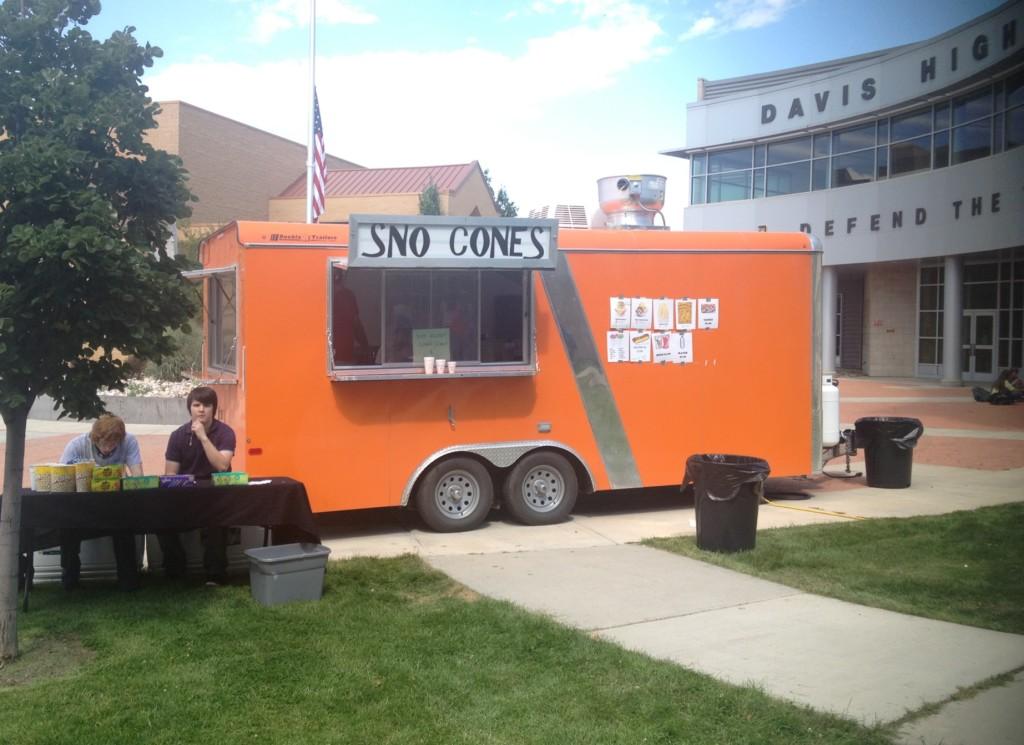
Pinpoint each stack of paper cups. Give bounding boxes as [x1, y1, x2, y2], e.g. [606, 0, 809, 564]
[75, 461, 95, 492]
[423, 356, 435, 374]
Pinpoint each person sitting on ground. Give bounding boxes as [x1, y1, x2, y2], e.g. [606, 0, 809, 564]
[157, 386, 237, 586]
[990, 367, 1024, 403]
[59, 415, 143, 591]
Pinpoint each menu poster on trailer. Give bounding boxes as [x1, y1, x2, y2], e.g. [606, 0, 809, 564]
[629, 331, 652, 362]
[653, 298, 673, 330]
[698, 298, 720, 329]
[610, 297, 630, 329]
[631, 298, 653, 330]
[675, 298, 696, 330]
[607, 331, 629, 362]
[675, 331, 693, 363]
[652, 332, 674, 363]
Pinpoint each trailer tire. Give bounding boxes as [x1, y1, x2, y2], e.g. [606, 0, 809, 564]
[416, 457, 494, 532]
[502, 452, 578, 525]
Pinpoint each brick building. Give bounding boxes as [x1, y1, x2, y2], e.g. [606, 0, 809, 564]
[269, 161, 498, 222]
[148, 101, 361, 231]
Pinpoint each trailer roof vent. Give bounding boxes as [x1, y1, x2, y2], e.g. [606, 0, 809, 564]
[528, 204, 589, 229]
[596, 175, 667, 229]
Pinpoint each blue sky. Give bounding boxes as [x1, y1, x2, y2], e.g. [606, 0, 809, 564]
[84, 0, 1004, 221]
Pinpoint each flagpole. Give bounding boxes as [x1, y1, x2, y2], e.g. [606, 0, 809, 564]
[305, 0, 316, 223]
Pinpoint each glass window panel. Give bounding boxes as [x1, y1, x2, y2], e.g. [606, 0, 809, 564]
[767, 136, 811, 165]
[831, 150, 874, 188]
[753, 144, 766, 168]
[753, 169, 765, 198]
[954, 88, 993, 124]
[1016, 281, 1024, 309]
[920, 285, 938, 310]
[918, 338, 936, 364]
[430, 271, 479, 362]
[1014, 261, 1024, 280]
[994, 113, 1004, 154]
[1006, 107, 1024, 150]
[764, 161, 810, 196]
[877, 119, 889, 144]
[994, 80, 1004, 112]
[708, 146, 752, 173]
[708, 171, 751, 202]
[938, 338, 944, 359]
[892, 108, 932, 141]
[1000, 310, 1010, 335]
[876, 146, 888, 178]
[920, 311, 938, 337]
[890, 136, 931, 176]
[480, 271, 527, 363]
[208, 273, 237, 370]
[692, 154, 706, 176]
[1006, 70, 1024, 108]
[1014, 340, 1024, 368]
[933, 130, 949, 168]
[813, 133, 831, 156]
[833, 123, 875, 154]
[965, 283, 998, 309]
[332, 267, 381, 366]
[383, 271, 430, 364]
[952, 120, 992, 164]
[999, 339, 1009, 368]
[921, 267, 939, 285]
[965, 264, 998, 282]
[974, 347, 994, 374]
[934, 103, 950, 130]
[811, 158, 829, 190]
[690, 176, 706, 205]
[1014, 309, 1024, 336]
[961, 347, 971, 372]
[976, 315, 995, 345]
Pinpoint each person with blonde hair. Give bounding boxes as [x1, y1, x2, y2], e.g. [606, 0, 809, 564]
[59, 414, 144, 591]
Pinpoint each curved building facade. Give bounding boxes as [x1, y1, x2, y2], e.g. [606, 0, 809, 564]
[666, 1, 1024, 383]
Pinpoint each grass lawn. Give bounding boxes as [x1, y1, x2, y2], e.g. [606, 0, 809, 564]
[0, 556, 893, 745]
[645, 502, 1024, 634]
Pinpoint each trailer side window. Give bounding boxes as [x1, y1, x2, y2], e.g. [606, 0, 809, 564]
[208, 271, 237, 372]
[330, 263, 531, 372]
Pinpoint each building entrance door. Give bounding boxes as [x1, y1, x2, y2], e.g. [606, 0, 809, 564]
[961, 311, 997, 381]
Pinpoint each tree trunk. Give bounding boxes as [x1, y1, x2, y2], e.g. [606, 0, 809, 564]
[0, 406, 29, 661]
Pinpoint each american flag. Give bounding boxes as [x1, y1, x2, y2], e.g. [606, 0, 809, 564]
[311, 88, 326, 223]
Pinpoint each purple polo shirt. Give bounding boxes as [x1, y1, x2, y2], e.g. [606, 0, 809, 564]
[165, 419, 236, 478]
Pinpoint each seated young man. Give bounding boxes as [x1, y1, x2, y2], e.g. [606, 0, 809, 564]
[59, 415, 143, 591]
[157, 386, 236, 585]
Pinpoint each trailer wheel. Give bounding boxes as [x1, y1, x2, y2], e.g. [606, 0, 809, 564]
[416, 457, 494, 532]
[502, 452, 578, 525]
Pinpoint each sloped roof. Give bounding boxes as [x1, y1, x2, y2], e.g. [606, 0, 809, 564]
[278, 161, 481, 198]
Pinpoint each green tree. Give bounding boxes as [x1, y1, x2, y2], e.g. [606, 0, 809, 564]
[483, 168, 518, 217]
[418, 181, 441, 215]
[0, 0, 198, 659]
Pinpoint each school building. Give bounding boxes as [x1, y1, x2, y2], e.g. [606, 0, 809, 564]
[665, 1, 1024, 384]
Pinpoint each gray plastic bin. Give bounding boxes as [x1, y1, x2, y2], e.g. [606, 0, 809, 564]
[244, 543, 331, 606]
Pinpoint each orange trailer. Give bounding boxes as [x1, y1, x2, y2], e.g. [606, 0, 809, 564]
[193, 216, 822, 531]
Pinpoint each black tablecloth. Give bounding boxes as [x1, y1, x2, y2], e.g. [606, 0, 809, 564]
[17, 477, 319, 548]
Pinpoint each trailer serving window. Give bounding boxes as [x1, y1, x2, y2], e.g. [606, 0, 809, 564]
[208, 270, 237, 372]
[329, 263, 532, 375]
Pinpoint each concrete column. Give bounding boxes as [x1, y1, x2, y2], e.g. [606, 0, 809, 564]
[821, 265, 837, 375]
[941, 254, 963, 386]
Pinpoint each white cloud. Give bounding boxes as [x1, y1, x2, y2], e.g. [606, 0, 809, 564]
[679, 15, 717, 40]
[145, 0, 684, 217]
[247, 0, 377, 44]
[678, 0, 796, 41]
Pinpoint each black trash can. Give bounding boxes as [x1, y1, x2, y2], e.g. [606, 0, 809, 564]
[853, 417, 925, 489]
[685, 454, 771, 553]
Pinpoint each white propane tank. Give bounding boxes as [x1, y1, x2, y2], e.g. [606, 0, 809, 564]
[822, 375, 840, 448]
